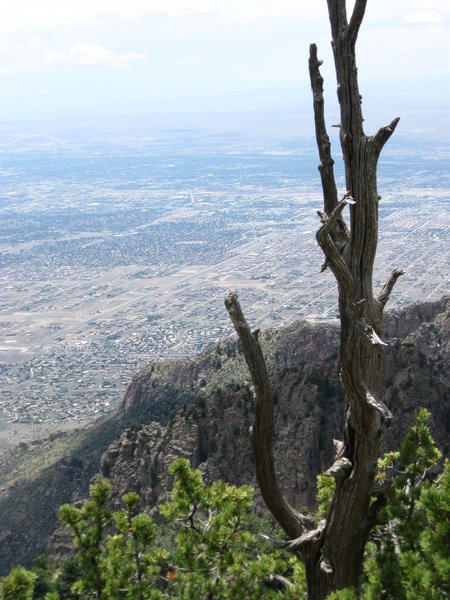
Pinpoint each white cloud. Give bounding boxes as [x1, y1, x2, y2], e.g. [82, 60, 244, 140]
[1, 1, 449, 32]
[403, 11, 443, 24]
[174, 52, 212, 65]
[0, 1, 220, 34]
[358, 23, 450, 80]
[0, 38, 45, 73]
[1, 1, 449, 113]
[43, 43, 148, 67]
[0, 39, 148, 73]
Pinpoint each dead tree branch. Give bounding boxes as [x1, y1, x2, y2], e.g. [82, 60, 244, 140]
[224, 291, 314, 538]
[225, 1, 405, 595]
[316, 197, 354, 293]
[348, 0, 368, 43]
[309, 43, 349, 258]
[372, 117, 401, 153]
[377, 268, 405, 309]
[309, 44, 339, 216]
[327, 0, 348, 36]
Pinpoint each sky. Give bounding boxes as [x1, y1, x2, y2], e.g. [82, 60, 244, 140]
[0, 1, 449, 132]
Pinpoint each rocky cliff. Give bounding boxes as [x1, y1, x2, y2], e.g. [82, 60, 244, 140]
[1, 298, 448, 574]
[95, 297, 450, 526]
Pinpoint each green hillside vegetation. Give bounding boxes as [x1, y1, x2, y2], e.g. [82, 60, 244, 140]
[1, 409, 448, 599]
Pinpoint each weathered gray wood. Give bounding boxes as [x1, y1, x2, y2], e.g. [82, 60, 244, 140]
[225, 1, 405, 597]
[309, 42, 349, 264]
[224, 291, 315, 539]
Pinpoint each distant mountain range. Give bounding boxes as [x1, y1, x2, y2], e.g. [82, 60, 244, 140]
[0, 296, 448, 575]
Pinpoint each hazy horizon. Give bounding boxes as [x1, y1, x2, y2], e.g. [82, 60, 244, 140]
[1, 1, 449, 141]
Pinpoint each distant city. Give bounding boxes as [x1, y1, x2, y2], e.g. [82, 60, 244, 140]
[0, 121, 448, 449]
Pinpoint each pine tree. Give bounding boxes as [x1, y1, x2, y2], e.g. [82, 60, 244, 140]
[0, 567, 36, 600]
[2, 428, 446, 599]
[58, 477, 112, 597]
[160, 457, 304, 598]
[359, 409, 446, 599]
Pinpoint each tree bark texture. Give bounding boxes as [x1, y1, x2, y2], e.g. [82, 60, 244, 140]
[226, 1, 404, 598]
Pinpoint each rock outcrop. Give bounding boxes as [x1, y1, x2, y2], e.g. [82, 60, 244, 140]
[96, 297, 450, 523]
[1, 298, 448, 574]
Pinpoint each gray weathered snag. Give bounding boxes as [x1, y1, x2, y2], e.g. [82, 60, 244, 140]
[225, 1, 404, 597]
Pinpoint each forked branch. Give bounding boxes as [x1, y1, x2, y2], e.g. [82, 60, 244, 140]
[348, 0, 368, 43]
[316, 197, 353, 292]
[224, 291, 314, 538]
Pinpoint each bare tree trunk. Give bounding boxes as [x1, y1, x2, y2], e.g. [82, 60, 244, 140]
[226, 1, 404, 597]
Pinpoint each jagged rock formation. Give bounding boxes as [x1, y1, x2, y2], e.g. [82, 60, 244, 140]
[92, 298, 449, 527]
[0, 298, 448, 574]
[47, 297, 449, 566]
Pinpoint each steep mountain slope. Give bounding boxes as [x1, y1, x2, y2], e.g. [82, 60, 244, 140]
[95, 297, 449, 521]
[1, 297, 448, 574]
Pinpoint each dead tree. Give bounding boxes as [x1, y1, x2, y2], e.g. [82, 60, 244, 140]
[225, 1, 404, 597]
